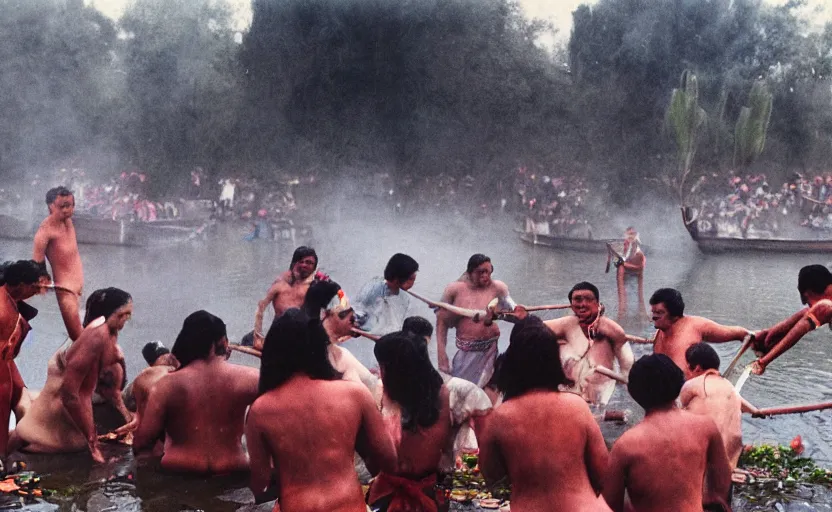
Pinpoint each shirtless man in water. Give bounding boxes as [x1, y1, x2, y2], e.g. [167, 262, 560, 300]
[545, 282, 633, 407]
[251, 246, 319, 350]
[246, 308, 396, 510]
[478, 318, 610, 512]
[752, 264, 832, 375]
[33, 186, 83, 341]
[436, 254, 523, 387]
[649, 288, 751, 370]
[12, 288, 133, 463]
[603, 354, 732, 512]
[118, 342, 180, 435]
[134, 310, 258, 473]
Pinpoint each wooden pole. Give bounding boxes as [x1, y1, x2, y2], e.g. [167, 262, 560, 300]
[595, 365, 628, 384]
[229, 344, 262, 358]
[351, 328, 380, 342]
[723, 332, 754, 377]
[751, 402, 832, 418]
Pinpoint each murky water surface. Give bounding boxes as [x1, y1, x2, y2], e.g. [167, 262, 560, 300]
[2, 206, 831, 510]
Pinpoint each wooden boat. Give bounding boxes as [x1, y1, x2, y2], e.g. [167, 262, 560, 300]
[72, 215, 212, 247]
[518, 231, 622, 253]
[682, 207, 832, 254]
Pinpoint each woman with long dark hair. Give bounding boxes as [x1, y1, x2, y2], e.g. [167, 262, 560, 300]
[368, 330, 452, 512]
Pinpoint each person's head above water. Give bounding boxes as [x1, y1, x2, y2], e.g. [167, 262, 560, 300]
[375, 330, 444, 432]
[466, 253, 493, 288]
[650, 288, 685, 330]
[142, 340, 178, 368]
[402, 316, 433, 343]
[628, 353, 684, 412]
[45, 186, 74, 219]
[0, 260, 48, 302]
[797, 264, 832, 305]
[289, 246, 318, 281]
[258, 308, 342, 395]
[684, 342, 720, 380]
[302, 279, 354, 338]
[384, 253, 419, 290]
[83, 288, 132, 332]
[497, 316, 572, 401]
[171, 310, 228, 368]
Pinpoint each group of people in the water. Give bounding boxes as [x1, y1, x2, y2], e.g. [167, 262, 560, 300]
[2, 185, 832, 511]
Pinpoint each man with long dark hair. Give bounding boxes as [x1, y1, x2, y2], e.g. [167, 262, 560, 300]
[353, 253, 419, 336]
[368, 331, 452, 511]
[245, 309, 396, 510]
[12, 288, 133, 462]
[133, 310, 259, 473]
[478, 317, 609, 511]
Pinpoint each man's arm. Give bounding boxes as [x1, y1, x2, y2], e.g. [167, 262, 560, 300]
[699, 318, 750, 343]
[32, 227, 49, 263]
[58, 334, 104, 462]
[584, 416, 610, 494]
[133, 380, 169, 453]
[679, 380, 697, 409]
[253, 283, 280, 350]
[606, 320, 634, 377]
[435, 284, 457, 374]
[703, 421, 732, 509]
[754, 300, 832, 374]
[245, 406, 278, 503]
[355, 386, 397, 476]
[754, 307, 808, 352]
[601, 443, 628, 512]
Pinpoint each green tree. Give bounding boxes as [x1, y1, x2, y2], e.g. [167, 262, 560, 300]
[734, 80, 772, 168]
[666, 70, 707, 203]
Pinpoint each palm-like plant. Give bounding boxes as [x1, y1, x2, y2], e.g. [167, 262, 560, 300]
[734, 81, 773, 168]
[666, 70, 708, 204]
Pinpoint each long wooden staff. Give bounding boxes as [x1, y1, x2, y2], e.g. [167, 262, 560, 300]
[524, 304, 571, 312]
[351, 328, 380, 342]
[39, 284, 80, 296]
[229, 343, 262, 358]
[595, 365, 628, 384]
[723, 332, 755, 377]
[751, 402, 832, 418]
[406, 289, 488, 321]
[625, 334, 652, 344]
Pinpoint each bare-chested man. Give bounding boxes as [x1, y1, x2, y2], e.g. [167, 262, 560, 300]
[752, 264, 832, 375]
[245, 308, 397, 511]
[615, 227, 647, 319]
[545, 282, 633, 408]
[118, 341, 180, 434]
[33, 186, 84, 341]
[681, 343, 757, 471]
[368, 330, 452, 511]
[436, 254, 523, 387]
[133, 310, 258, 474]
[12, 288, 133, 463]
[479, 318, 609, 511]
[649, 288, 751, 370]
[602, 354, 732, 512]
[250, 246, 320, 350]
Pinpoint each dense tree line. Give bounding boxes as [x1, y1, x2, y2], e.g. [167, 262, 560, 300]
[0, 0, 830, 202]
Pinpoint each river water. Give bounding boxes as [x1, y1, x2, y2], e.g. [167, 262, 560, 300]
[2, 204, 831, 510]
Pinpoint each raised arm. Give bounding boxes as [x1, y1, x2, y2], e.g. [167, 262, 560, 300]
[355, 386, 397, 476]
[601, 442, 628, 512]
[253, 282, 280, 350]
[754, 300, 832, 375]
[700, 318, 750, 344]
[58, 334, 105, 462]
[435, 284, 458, 374]
[703, 421, 732, 510]
[753, 307, 808, 352]
[245, 405, 279, 503]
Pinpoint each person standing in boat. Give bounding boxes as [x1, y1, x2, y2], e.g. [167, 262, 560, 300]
[544, 282, 633, 410]
[32, 186, 84, 341]
[436, 254, 525, 387]
[353, 253, 419, 337]
[615, 226, 647, 320]
[248, 246, 322, 350]
[751, 264, 832, 375]
[0, 260, 47, 455]
[646, 288, 752, 371]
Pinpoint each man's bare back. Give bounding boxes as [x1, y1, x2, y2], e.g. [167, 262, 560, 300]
[603, 408, 731, 512]
[545, 315, 632, 405]
[33, 190, 83, 341]
[479, 391, 609, 512]
[134, 358, 258, 473]
[388, 386, 452, 477]
[246, 375, 396, 512]
[681, 371, 743, 468]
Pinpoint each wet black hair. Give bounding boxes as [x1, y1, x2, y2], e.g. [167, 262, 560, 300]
[290, 246, 318, 270]
[258, 308, 342, 395]
[466, 254, 492, 274]
[798, 264, 832, 302]
[568, 281, 599, 302]
[628, 354, 684, 411]
[0, 260, 44, 287]
[171, 310, 227, 368]
[649, 288, 685, 317]
[402, 316, 433, 339]
[82, 288, 132, 327]
[499, 317, 573, 401]
[375, 331, 444, 432]
[45, 186, 73, 205]
[142, 341, 170, 366]
[302, 279, 342, 318]
[685, 342, 720, 372]
[383, 253, 419, 283]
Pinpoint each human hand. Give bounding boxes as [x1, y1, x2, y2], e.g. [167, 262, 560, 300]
[89, 441, 105, 464]
[114, 417, 138, 436]
[751, 329, 769, 353]
[750, 360, 766, 376]
[438, 353, 451, 375]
